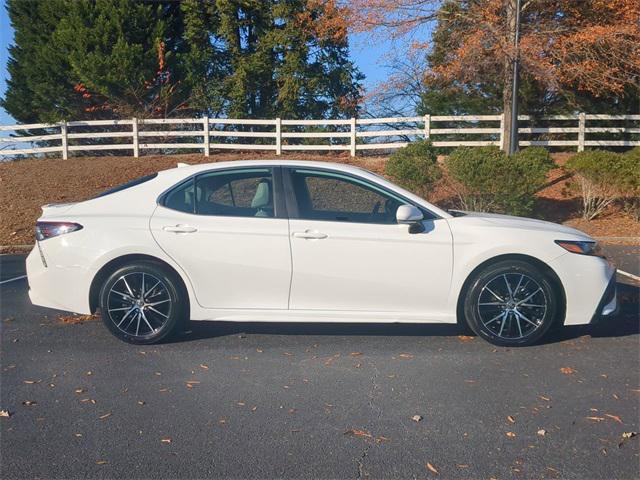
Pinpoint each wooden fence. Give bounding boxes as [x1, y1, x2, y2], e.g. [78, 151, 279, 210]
[1, 113, 638, 159]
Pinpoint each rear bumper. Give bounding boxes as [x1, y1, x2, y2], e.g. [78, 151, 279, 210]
[26, 245, 92, 314]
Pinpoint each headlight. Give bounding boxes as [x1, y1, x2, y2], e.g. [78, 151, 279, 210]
[554, 240, 605, 258]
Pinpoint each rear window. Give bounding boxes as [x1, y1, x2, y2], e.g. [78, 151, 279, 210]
[93, 173, 158, 199]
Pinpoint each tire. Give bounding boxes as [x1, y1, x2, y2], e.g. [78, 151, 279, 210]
[99, 261, 186, 344]
[462, 259, 560, 347]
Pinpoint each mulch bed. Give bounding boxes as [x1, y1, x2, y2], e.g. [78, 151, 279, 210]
[0, 151, 637, 252]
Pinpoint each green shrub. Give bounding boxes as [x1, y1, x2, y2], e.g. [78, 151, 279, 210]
[444, 145, 553, 216]
[565, 149, 632, 220]
[385, 140, 441, 197]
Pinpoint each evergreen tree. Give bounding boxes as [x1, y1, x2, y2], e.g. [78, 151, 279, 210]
[2, 0, 363, 122]
[53, 0, 190, 118]
[2, 0, 82, 122]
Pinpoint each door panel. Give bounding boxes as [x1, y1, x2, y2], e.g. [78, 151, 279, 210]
[284, 167, 453, 316]
[150, 167, 291, 310]
[288, 218, 453, 314]
[151, 207, 291, 309]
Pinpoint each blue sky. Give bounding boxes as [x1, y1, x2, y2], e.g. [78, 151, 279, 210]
[0, 2, 393, 125]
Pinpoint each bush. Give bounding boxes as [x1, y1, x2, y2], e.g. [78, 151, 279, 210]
[444, 145, 553, 216]
[565, 149, 633, 220]
[385, 140, 441, 197]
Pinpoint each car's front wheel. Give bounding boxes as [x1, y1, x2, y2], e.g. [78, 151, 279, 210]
[463, 259, 561, 347]
[99, 261, 186, 344]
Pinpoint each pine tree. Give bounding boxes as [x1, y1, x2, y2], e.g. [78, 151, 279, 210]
[210, 0, 362, 119]
[2, 0, 82, 122]
[2, 0, 363, 122]
[53, 0, 190, 118]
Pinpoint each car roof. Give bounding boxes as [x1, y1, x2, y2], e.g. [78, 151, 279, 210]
[160, 159, 372, 176]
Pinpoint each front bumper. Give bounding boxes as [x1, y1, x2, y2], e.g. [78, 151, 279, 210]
[590, 270, 618, 324]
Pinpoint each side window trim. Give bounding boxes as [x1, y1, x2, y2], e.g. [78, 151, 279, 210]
[158, 166, 287, 219]
[282, 167, 438, 224]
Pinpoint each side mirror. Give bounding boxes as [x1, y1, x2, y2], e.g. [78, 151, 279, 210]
[396, 205, 425, 234]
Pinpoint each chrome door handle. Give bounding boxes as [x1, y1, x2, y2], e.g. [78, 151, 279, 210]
[163, 225, 198, 233]
[293, 231, 328, 240]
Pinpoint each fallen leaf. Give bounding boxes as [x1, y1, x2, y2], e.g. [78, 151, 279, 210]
[375, 436, 390, 443]
[96, 460, 108, 465]
[398, 353, 413, 359]
[619, 432, 638, 448]
[507, 415, 515, 424]
[350, 352, 362, 356]
[199, 364, 209, 370]
[58, 314, 99, 325]
[137, 401, 145, 406]
[537, 429, 546, 436]
[426, 462, 439, 474]
[412, 415, 423, 422]
[344, 429, 372, 438]
[74, 433, 82, 437]
[539, 395, 551, 401]
[22, 400, 36, 406]
[23, 380, 40, 384]
[457, 464, 469, 469]
[237, 402, 245, 406]
[586, 416, 605, 422]
[161, 438, 172, 444]
[457, 335, 474, 342]
[506, 432, 516, 438]
[75, 388, 86, 394]
[0, 410, 10, 418]
[605, 414, 623, 424]
[99, 413, 112, 420]
[560, 367, 576, 375]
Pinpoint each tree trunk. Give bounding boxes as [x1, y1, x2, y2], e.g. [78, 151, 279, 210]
[502, 0, 517, 153]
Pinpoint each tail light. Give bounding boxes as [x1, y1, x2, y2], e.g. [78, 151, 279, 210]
[35, 222, 83, 241]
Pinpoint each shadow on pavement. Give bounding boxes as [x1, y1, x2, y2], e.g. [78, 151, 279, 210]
[172, 282, 639, 346]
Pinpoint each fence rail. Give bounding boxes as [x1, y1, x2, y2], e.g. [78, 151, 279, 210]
[0, 113, 638, 159]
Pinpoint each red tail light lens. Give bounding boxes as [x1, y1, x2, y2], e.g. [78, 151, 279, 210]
[35, 222, 83, 241]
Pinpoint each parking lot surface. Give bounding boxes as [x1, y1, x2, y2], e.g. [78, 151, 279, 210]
[1, 250, 639, 479]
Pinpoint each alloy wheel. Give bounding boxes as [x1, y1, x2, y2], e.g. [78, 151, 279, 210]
[476, 273, 547, 340]
[106, 272, 172, 337]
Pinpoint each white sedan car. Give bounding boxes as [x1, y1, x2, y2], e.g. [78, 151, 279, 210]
[27, 160, 617, 347]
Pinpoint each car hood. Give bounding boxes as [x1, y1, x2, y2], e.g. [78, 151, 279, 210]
[448, 210, 593, 240]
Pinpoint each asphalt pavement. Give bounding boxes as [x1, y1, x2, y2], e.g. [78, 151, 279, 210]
[1, 249, 639, 479]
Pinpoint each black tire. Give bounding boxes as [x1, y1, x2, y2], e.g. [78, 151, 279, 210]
[462, 259, 560, 347]
[99, 261, 186, 344]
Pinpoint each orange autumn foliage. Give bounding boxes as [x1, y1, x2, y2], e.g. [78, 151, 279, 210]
[349, 0, 640, 98]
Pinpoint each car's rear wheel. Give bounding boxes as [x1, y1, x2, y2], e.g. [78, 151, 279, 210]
[99, 261, 185, 344]
[463, 260, 560, 347]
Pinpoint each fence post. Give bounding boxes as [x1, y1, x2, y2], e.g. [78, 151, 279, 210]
[423, 114, 431, 141]
[577, 112, 586, 152]
[350, 117, 356, 157]
[275, 117, 282, 155]
[132, 117, 139, 158]
[499, 114, 505, 150]
[203, 117, 210, 157]
[60, 121, 68, 160]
